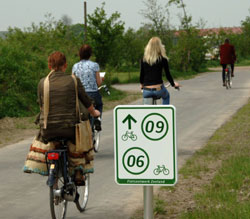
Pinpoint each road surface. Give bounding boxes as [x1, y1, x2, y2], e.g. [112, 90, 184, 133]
[0, 67, 249, 219]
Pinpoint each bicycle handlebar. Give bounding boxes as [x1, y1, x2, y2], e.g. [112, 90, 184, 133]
[165, 83, 181, 91]
[98, 84, 110, 95]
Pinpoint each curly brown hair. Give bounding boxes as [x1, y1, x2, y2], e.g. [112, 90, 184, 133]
[48, 51, 66, 71]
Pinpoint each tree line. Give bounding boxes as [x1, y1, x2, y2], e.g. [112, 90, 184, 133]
[0, 0, 250, 118]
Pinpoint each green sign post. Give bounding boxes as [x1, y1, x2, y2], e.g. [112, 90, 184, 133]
[114, 105, 177, 186]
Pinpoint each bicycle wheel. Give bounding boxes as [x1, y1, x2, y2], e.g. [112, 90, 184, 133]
[153, 169, 160, 175]
[225, 73, 229, 89]
[49, 177, 68, 219]
[122, 134, 128, 141]
[163, 169, 170, 175]
[131, 135, 137, 141]
[229, 74, 232, 88]
[93, 130, 101, 152]
[75, 173, 90, 212]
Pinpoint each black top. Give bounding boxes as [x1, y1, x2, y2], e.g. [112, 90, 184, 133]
[140, 57, 175, 87]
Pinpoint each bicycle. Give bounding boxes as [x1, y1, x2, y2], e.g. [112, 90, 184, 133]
[121, 131, 137, 141]
[153, 165, 170, 175]
[90, 84, 110, 152]
[45, 139, 89, 219]
[225, 64, 232, 89]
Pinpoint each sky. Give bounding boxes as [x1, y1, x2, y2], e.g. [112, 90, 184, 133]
[0, 0, 250, 31]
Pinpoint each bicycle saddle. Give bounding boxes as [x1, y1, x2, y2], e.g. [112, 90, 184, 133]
[49, 137, 69, 147]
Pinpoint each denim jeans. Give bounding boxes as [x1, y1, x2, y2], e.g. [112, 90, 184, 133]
[86, 91, 103, 114]
[87, 91, 103, 130]
[143, 84, 170, 105]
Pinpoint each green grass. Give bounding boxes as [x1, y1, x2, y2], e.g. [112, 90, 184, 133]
[154, 197, 167, 215]
[236, 58, 250, 66]
[100, 86, 127, 101]
[179, 101, 250, 219]
[203, 58, 250, 68]
[109, 71, 140, 84]
[100, 86, 141, 111]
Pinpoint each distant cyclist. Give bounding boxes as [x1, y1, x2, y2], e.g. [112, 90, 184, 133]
[72, 44, 103, 131]
[140, 37, 180, 104]
[219, 38, 236, 86]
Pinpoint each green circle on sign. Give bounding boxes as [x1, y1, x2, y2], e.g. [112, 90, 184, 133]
[141, 113, 168, 141]
[122, 147, 149, 175]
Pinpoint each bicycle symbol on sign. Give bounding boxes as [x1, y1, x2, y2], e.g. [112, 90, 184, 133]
[121, 131, 137, 141]
[153, 165, 170, 175]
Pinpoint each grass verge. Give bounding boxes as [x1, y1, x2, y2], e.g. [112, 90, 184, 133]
[100, 86, 141, 111]
[131, 99, 250, 219]
[179, 99, 250, 219]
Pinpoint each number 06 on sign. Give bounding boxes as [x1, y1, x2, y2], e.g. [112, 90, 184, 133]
[113, 105, 177, 186]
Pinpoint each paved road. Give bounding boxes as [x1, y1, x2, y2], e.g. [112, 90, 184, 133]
[0, 67, 249, 219]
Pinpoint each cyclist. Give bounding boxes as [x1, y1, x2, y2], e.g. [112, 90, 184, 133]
[219, 38, 236, 86]
[72, 44, 104, 131]
[37, 51, 100, 183]
[140, 37, 180, 104]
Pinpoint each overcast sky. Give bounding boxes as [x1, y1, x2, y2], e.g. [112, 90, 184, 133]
[0, 0, 249, 31]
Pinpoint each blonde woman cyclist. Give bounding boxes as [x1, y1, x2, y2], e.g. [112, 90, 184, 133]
[140, 37, 180, 104]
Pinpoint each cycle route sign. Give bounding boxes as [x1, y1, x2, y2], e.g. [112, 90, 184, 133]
[113, 105, 177, 186]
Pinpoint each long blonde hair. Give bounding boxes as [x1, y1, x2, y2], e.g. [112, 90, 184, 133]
[143, 37, 167, 65]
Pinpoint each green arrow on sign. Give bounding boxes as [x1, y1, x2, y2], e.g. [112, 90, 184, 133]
[122, 114, 137, 130]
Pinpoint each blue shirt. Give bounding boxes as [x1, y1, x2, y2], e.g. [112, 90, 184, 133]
[72, 60, 100, 92]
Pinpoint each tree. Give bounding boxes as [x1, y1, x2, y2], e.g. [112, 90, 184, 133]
[140, 0, 171, 36]
[140, 0, 175, 55]
[87, 3, 125, 68]
[122, 28, 145, 68]
[240, 11, 250, 57]
[170, 28, 207, 72]
[168, 0, 192, 30]
[167, 0, 207, 72]
[61, 14, 73, 26]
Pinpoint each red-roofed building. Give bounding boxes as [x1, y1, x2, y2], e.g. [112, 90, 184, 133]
[199, 27, 242, 36]
[174, 27, 242, 37]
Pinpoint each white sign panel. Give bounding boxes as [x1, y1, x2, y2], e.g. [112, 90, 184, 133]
[113, 105, 177, 186]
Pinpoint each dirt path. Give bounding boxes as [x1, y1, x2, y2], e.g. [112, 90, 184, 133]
[0, 117, 37, 148]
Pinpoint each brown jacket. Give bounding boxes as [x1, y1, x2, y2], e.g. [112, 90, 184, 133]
[37, 71, 92, 130]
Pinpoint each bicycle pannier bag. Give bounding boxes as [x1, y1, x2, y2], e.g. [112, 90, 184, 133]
[23, 137, 56, 176]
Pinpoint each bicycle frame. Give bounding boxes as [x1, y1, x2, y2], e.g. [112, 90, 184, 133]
[45, 140, 90, 218]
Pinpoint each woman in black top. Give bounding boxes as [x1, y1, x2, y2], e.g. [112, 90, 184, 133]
[140, 37, 179, 104]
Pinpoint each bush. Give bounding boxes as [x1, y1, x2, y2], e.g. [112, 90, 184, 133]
[169, 28, 207, 72]
[0, 15, 82, 118]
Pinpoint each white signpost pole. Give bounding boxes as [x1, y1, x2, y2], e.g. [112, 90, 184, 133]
[144, 186, 153, 219]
